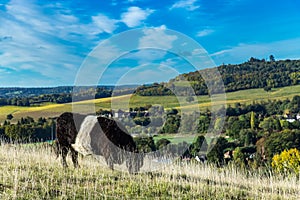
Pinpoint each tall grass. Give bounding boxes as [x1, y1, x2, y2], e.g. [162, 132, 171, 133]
[0, 143, 299, 199]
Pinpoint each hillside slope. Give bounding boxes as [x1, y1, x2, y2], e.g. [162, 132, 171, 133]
[136, 58, 300, 96]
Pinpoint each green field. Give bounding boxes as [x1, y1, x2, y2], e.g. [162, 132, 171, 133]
[1, 84, 300, 123]
[153, 134, 197, 144]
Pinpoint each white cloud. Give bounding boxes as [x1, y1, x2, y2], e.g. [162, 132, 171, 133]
[127, 0, 138, 2]
[0, 0, 96, 86]
[92, 14, 119, 34]
[5, 0, 54, 34]
[122, 49, 167, 65]
[139, 25, 177, 49]
[210, 38, 300, 65]
[74, 41, 124, 86]
[0, 67, 12, 75]
[0, 0, 123, 86]
[170, 0, 200, 11]
[121, 6, 154, 27]
[197, 29, 214, 37]
[114, 64, 179, 85]
[192, 48, 207, 55]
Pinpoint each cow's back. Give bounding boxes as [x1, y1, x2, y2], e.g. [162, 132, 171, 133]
[97, 117, 138, 153]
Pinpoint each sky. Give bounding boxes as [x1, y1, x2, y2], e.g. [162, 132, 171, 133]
[0, 0, 300, 87]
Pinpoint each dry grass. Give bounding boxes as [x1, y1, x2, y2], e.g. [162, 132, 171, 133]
[0, 143, 299, 199]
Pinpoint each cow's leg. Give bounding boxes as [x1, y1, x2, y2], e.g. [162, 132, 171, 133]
[61, 147, 69, 168]
[126, 153, 139, 174]
[70, 148, 79, 168]
[126, 159, 133, 174]
[105, 156, 114, 171]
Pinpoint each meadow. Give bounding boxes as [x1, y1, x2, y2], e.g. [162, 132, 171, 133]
[153, 134, 197, 144]
[1, 84, 300, 123]
[0, 143, 299, 199]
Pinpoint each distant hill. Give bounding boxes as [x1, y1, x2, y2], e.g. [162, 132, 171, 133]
[0, 85, 138, 106]
[0, 86, 113, 98]
[135, 58, 300, 96]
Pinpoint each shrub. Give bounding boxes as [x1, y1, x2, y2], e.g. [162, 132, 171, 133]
[271, 148, 300, 174]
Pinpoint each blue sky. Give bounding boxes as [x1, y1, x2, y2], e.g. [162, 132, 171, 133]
[0, 0, 300, 86]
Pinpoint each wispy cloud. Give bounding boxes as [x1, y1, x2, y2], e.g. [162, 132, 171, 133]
[0, 0, 126, 86]
[139, 25, 177, 49]
[113, 64, 179, 85]
[197, 29, 214, 37]
[0, 0, 89, 85]
[0, 67, 13, 75]
[126, 0, 142, 3]
[92, 14, 119, 34]
[210, 38, 300, 65]
[170, 0, 200, 11]
[121, 6, 154, 27]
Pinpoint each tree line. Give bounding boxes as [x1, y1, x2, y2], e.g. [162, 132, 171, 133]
[135, 58, 300, 96]
[0, 87, 113, 106]
[0, 116, 54, 142]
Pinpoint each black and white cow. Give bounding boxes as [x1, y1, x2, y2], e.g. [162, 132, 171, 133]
[55, 112, 143, 174]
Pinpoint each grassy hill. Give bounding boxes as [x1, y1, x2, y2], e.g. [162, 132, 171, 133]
[1, 84, 300, 123]
[0, 143, 298, 199]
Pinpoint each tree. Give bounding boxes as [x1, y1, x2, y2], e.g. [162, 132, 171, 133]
[250, 111, 255, 130]
[156, 138, 171, 150]
[272, 148, 300, 174]
[249, 57, 261, 62]
[289, 72, 300, 85]
[5, 124, 21, 140]
[133, 117, 150, 126]
[233, 147, 246, 168]
[291, 95, 300, 112]
[37, 117, 46, 125]
[197, 115, 210, 133]
[269, 55, 275, 62]
[265, 130, 300, 159]
[134, 136, 156, 153]
[259, 117, 281, 133]
[227, 120, 244, 139]
[239, 129, 257, 146]
[167, 108, 178, 116]
[180, 113, 198, 134]
[160, 114, 180, 134]
[6, 114, 13, 120]
[187, 135, 208, 157]
[214, 117, 224, 133]
[207, 137, 228, 165]
[263, 86, 271, 92]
